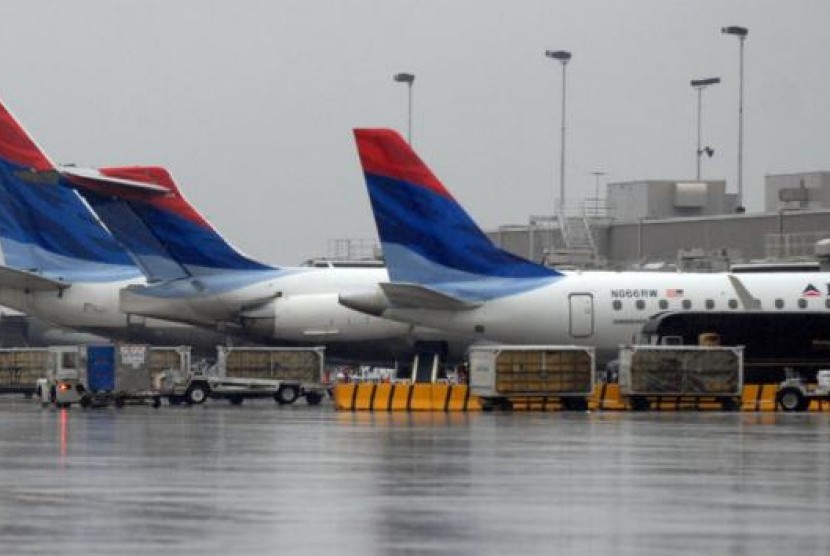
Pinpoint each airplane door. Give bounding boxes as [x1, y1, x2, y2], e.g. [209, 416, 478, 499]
[568, 293, 594, 338]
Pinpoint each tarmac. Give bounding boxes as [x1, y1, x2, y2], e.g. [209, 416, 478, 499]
[1, 398, 829, 555]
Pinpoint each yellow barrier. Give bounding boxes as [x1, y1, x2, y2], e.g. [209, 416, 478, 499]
[333, 382, 826, 412]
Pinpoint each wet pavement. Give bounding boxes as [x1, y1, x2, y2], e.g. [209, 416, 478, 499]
[1, 398, 829, 555]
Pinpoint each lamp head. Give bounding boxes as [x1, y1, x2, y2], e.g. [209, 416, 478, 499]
[545, 50, 572, 63]
[721, 26, 748, 38]
[393, 73, 415, 84]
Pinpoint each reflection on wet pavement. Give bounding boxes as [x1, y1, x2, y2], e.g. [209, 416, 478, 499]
[1, 400, 829, 555]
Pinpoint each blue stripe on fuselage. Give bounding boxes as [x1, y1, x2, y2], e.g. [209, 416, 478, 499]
[366, 172, 558, 282]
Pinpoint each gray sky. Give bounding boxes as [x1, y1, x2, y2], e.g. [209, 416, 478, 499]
[3, 1, 829, 265]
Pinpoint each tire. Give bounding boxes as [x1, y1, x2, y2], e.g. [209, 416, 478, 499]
[275, 384, 299, 405]
[114, 397, 125, 409]
[229, 395, 244, 406]
[777, 387, 807, 412]
[80, 395, 91, 409]
[305, 391, 323, 406]
[721, 397, 740, 412]
[151, 397, 162, 409]
[564, 397, 589, 411]
[186, 382, 210, 405]
[629, 396, 650, 411]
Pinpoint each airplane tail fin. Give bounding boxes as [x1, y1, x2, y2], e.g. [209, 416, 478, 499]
[72, 165, 274, 280]
[353, 129, 559, 287]
[0, 97, 135, 279]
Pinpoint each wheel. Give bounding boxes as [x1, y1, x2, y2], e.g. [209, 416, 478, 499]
[186, 382, 210, 405]
[80, 395, 91, 409]
[721, 397, 740, 412]
[229, 395, 244, 406]
[629, 396, 650, 411]
[114, 397, 125, 408]
[275, 384, 299, 405]
[564, 397, 588, 411]
[777, 387, 807, 412]
[305, 391, 323, 406]
[151, 397, 162, 409]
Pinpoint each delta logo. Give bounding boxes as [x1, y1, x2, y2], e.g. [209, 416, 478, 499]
[802, 284, 822, 297]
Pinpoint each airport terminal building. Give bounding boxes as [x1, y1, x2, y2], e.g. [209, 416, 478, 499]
[485, 171, 830, 271]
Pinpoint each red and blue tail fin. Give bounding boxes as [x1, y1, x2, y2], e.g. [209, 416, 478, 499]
[0, 98, 136, 280]
[353, 129, 559, 289]
[72, 166, 274, 279]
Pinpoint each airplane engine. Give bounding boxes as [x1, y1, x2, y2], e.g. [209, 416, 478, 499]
[239, 292, 409, 343]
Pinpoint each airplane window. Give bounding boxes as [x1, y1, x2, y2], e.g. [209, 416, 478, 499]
[635, 300, 645, 310]
[728, 299, 738, 309]
[775, 299, 784, 309]
[798, 298, 807, 309]
[705, 299, 715, 310]
[612, 300, 622, 311]
[658, 300, 668, 310]
[682, 300, 691, 310]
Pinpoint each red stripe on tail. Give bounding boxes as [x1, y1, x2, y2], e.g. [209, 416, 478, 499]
[354, 129, 452, 199]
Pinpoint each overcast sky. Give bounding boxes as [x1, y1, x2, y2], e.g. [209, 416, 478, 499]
[3, 1, 829, 265]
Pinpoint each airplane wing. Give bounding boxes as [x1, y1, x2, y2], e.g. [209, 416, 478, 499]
[0, 266, 70, 292]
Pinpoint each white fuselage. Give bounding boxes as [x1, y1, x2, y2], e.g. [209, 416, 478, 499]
[378, 271, 830, 364]
[0, 266, 466, 362]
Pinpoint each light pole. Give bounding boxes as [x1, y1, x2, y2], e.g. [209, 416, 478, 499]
[690, 77, 720, 180]
[545, 50, 571, 212]
[393, 72, 415, 144]
[721, 25, 748, 209]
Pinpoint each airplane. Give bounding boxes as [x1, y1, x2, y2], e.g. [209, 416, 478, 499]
[0, 96, 231, 351]
[340, 128, 830, 367]
[0, 108, 467, 364]
[0, 96, 470, 364]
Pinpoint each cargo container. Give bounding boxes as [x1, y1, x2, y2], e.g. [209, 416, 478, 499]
[468, 345, 595, 410]
[0, 348, 49, 397]
[80, 345, 187, 408]
[618, 345, 743, 410]
[216, 346, 326, 405]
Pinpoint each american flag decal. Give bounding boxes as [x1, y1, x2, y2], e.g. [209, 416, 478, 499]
[666, 288, 684, 298]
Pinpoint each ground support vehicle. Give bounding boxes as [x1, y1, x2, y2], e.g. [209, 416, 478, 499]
[36, 346, 87, 408]
[215, 346, 327, 405]
[160, 367, 291, 406]
[776, 369, 830, 412]
[468, 345, 595, 411]
[619, 345, 744, 411]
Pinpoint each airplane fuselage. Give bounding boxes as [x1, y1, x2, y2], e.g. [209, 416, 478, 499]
[376, 271, 830, 365]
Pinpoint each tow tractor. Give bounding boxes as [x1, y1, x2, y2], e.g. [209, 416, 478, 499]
[776, 369, 830, 412]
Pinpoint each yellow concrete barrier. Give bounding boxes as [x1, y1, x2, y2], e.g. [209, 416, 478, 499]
[333, 382, 827, 412]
